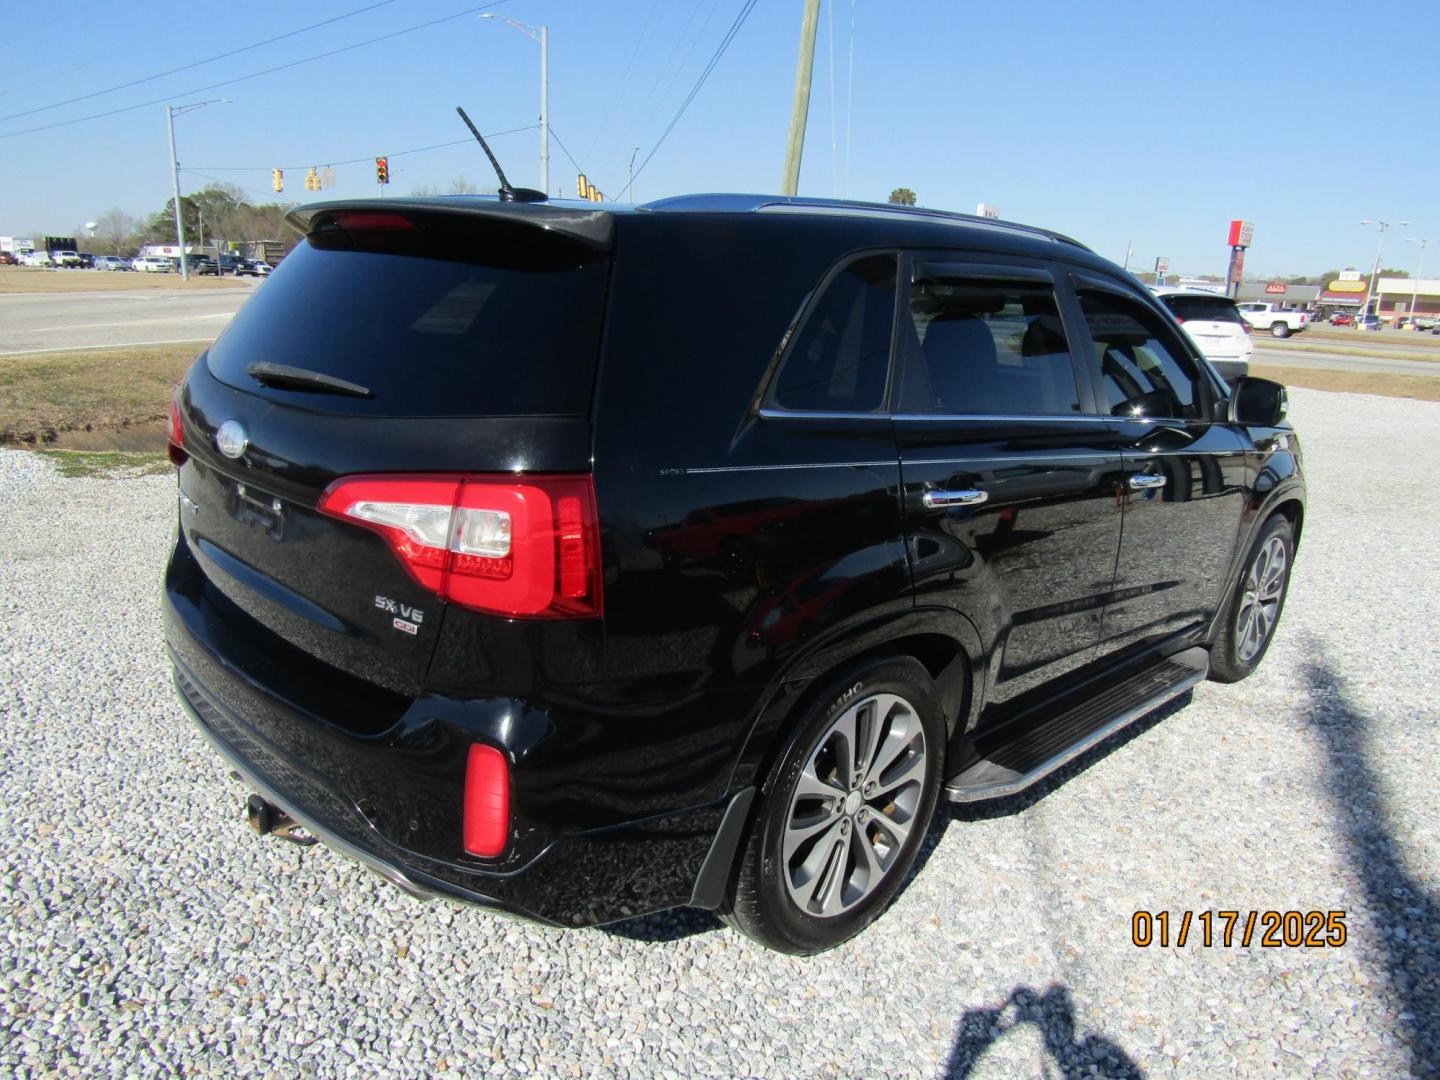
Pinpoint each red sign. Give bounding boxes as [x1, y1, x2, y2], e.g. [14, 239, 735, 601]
[1228, 249, 1246, 283]
[1265, 281, 1287, 294]
[1227, 219, 1254, 248]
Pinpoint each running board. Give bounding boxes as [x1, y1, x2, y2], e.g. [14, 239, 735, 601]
[944, 647, 1208, 803]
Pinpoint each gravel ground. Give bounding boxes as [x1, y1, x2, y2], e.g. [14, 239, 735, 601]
[1, 387, 1436, 1078]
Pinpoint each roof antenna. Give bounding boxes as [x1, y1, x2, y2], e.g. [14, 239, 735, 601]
[456, 105, 546, 202]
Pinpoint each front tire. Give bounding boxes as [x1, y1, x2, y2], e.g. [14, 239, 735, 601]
[1270, 322, 1291, 339]
[1210, 514, 1294, 682]
[723, 656, 945, 954]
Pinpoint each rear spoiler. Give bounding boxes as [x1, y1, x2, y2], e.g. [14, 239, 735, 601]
[285, 197, 615, 252]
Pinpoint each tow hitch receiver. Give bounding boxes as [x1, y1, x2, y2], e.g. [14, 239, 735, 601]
[246, 794, 318, 847]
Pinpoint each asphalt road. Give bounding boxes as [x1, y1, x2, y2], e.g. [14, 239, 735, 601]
[1253, 344, 1440, 376]
[0, 286, 256, 355]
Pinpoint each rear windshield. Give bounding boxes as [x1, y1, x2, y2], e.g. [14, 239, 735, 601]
[207, 237, 607, 417]
[1161, 295, 1244, 325]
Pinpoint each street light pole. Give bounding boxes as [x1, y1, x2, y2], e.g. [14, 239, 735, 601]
[1360, 218, 1408, 325]
[625, 146, 639, 202]
[164, 98, 230, 282]
[165, 105, 188, 281]
[781, 0, 822, 196]
[480, 14, 548, 192]
[1406, 237, 1429, 328]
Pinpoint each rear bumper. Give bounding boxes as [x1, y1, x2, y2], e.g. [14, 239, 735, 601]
[164, 536, 737, 927]
[1209, 358, 1251, 383]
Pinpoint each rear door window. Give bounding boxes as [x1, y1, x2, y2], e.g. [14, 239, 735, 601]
[207, 234, 608, 417]
[899, 271, 1082, 416]
[768, 253, 897, 412]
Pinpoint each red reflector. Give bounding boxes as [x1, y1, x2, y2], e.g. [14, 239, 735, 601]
[167, 385, 188, 467]
[317, 473, 603, 619]
[330, 211, 415, 232]
[463, 744, 509, 858]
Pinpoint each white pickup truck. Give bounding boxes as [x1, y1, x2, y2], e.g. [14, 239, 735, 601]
[1236, 301, 1309, 338]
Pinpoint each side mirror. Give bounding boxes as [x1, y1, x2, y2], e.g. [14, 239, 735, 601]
[1230, 377, 1288, 426]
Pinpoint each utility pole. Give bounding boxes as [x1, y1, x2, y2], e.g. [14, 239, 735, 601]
[625, 146, 639, 202]
[781, 0, 821, 196]
[1406, 236, 1429, 328]
[165, 105, 190, 281]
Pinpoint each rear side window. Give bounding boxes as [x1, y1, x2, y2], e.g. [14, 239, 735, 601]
[207, 237, 607, 417]
[1163, 295, 1245, 325]
[901, 276, 1081, 416]
[1079, 289, 1202, 419]
[769, 254, 897, 412]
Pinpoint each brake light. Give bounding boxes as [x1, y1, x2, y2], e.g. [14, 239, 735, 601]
[317, 473, 603, 618]
[167, 386, 188, 467]
[463, 744, 509, 858]
[330, 211, 415, 232]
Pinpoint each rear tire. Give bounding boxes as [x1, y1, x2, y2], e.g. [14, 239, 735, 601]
[1270, 322, 1291, 339]
[1210, 514, 1294, 683]
[722, 656, 945, 954]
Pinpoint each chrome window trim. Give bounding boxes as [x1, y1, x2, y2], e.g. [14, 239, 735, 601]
[684, 460, 897, 475]
[757, 406, 1157, 424]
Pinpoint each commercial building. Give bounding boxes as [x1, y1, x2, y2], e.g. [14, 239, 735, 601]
[1235, 283, 1320, 309]
[1318, 276, 1440, 323]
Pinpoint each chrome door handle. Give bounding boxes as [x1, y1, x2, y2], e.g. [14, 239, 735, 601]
[922, 488, 989, 508]
[1127, 473, 1166, 490]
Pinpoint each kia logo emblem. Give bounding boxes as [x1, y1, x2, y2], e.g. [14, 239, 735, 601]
[215, 420, 248, 459]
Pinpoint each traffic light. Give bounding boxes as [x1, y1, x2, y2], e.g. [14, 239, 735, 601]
[272, 168, 283, 193]
[305, 167, 321, 192]
[576, 173, 603, 202]
[376, 156, 389, 184]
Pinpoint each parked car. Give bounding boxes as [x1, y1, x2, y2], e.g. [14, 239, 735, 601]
[1329, 312, 1355, 327]
[0, 251, 18, 265]
[18, 250, 53, 267]
[235, 258, 272, 277]
[50, 249, 84, 268]
[164, 194, 1305, 954]
[132, 256, 175, 273]
[1357, 314, 1383, 331]
[1236, 301, 1308, 338]
[92, 255, 132, 271]
[1408, 315, 1436, 331]
[1153, 288, 1254, 383]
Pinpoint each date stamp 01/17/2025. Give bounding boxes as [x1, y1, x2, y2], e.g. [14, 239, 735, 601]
[1131, 910, 1347, 949]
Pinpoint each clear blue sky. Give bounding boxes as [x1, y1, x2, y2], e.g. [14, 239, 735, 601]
[2, 0, 1434, 278]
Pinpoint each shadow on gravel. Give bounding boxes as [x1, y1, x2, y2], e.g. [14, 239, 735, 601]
[942, 984, 1143, 1078]
[600, 907, 722, 943]
[1303, 657, 1439, 1074]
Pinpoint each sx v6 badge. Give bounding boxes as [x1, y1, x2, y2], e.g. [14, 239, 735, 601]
[375, 594, 424, 636]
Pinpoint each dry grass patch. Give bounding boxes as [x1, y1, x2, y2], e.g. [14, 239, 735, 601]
[0, 343, 202, 443]
[1254, 363, 1440, 402]
[0, 266, 251, 294]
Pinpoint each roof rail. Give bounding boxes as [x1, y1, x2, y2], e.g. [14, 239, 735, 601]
[638, 193, 1092, 252]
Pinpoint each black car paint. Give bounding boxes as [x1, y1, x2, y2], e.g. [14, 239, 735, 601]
[163, 197, 1305, 925]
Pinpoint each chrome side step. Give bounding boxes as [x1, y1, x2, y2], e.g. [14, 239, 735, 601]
[944, 647, 1208, 803]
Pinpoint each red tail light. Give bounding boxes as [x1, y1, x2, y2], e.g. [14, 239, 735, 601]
[463, 744, 509, 858]
[166, 386, 188, 467]
[317, 473, 603, 618]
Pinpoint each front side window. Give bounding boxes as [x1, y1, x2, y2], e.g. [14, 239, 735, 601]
[1078, 289, 1202, 419]
[769, 254, 897, 412]
[901, 276, 1081, 415]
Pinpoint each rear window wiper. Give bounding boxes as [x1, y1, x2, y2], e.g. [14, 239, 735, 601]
[245, 361, 373, 399]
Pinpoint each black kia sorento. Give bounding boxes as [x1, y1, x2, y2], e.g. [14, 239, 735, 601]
[163, 193, 1304, 953]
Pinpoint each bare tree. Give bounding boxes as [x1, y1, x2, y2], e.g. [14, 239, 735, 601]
[92, 208, 139, 255]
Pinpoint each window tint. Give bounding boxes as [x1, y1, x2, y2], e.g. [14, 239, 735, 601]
[901, 277, 1081, 415]
[207, 241, 607, 417]
[770, 254, 896, 412]
[1162, 295, 1246, 325]
[1078, 290, 1202, 419]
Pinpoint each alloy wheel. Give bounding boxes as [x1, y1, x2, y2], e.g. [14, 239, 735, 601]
[782, 692, 927, 918]
[1235, 535, 1288, 662]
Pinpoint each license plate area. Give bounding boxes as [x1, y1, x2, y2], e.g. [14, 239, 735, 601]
[231, 482, 285, 542]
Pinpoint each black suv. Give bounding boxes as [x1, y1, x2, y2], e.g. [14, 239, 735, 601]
[163, 194, 1304, 953]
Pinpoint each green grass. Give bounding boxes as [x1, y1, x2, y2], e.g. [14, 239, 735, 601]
[32, 449, 171, 479]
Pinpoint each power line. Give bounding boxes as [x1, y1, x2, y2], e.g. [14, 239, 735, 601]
[549, 126, 603, 194]
[630, 0, 758, 187]
[0, 0, 510, 141]
[190, 125, 536, 173]
[0, 0, 402, 124]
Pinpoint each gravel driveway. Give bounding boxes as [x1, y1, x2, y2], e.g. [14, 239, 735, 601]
[1, 387, 1436, 1078]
